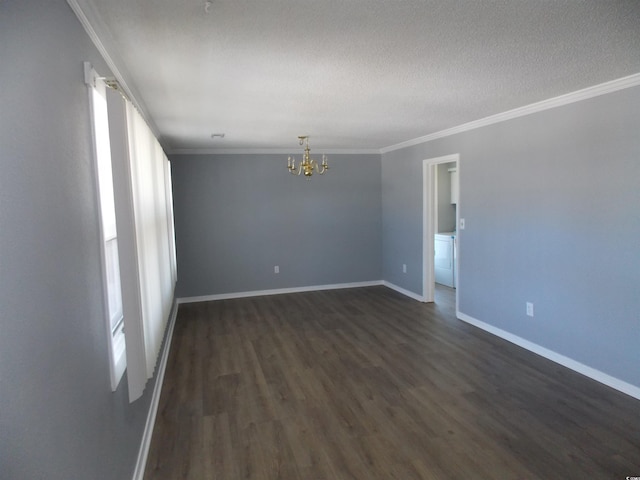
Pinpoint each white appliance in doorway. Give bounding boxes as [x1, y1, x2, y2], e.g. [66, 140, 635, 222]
[434, 232, 456, 288]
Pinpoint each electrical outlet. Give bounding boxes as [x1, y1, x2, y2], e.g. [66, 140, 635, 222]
[526, 302, 534, 317]
[459, 218, 465, 230]
[274, 265, 279, 274]
[402, 264, 407, 273]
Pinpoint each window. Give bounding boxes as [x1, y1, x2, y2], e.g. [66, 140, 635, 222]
[87, 65, 127, 391]
[85, 62, 177, 402]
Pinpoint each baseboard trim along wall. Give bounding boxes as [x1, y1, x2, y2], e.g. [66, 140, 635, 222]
[132, 299, 179, 480]
[382, 281, 427, 302]
[456, 311, 640, 401]
[177, 280, 384, 304]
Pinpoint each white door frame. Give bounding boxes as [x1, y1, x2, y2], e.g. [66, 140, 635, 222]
[422, 154, 460, 304]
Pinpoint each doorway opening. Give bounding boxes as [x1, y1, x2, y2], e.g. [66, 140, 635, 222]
[422, 154, 459, 311]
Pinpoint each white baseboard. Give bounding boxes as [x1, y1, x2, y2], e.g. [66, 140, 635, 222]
[132, 298, 179, 480]
[177, 280, 384, 304]
[457, 311, 640, 401]
[382, 281, 426, 302]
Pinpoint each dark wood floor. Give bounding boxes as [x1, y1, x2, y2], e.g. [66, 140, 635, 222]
[144, 285, 640, 479]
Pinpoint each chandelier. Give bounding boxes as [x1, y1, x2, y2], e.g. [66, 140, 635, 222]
[287, 136, 329, 177]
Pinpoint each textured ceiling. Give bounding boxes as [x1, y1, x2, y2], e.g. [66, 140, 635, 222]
[72, 0, 640, 152]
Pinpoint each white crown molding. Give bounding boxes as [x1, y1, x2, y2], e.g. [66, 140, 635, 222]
[67, 0, 165, 149]
[177, 280, 383, 304]
[167, 148, 381, 156]
[381, 72, 640, 154]
[457, 311, 640, 401]
[172, 73, 640, 156]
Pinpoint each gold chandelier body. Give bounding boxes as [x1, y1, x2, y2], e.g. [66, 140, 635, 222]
[287, 136, 328, 177]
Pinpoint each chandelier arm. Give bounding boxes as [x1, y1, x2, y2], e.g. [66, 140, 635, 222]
[313, 161, 330, 174]
[288, 165, 301, 175]
[287, 157, 304, 176]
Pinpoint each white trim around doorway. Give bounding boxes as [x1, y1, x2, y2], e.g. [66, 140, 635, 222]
[422, 154, 460, 307]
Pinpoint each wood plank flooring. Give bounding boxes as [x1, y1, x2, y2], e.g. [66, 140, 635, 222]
[144, 286, 640, 479]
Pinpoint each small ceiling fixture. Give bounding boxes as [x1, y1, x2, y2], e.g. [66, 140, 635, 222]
[287, 136, 329, 178]
[210, 133, 225, 139]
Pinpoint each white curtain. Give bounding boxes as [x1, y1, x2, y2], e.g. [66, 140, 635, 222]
[126, 104, 174, 377]
[108, 89, 176, 402]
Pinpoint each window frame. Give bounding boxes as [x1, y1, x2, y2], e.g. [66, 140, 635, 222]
[86, 63, 127, 391]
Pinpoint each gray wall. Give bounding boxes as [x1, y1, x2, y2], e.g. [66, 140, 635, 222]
[170, 153, 382, 297]
[381, 85, 640, 388]
[437, 161, 456, 233]
[1, 2, 156, 478]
